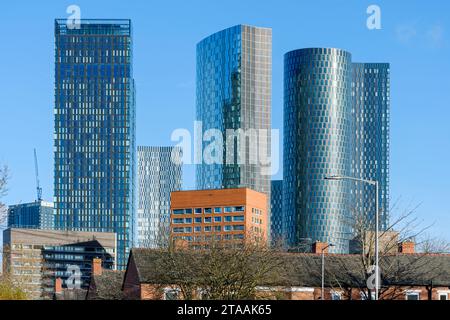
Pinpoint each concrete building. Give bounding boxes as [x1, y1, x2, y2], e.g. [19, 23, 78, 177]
[170, 188, 268, 247]
[2, 228, 116, 299]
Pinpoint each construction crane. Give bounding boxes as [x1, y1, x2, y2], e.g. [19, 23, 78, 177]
[34, 148, 43, 201]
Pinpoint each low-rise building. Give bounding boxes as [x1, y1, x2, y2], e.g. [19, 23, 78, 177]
[2, 228, 116, 299]
[349, 231, 400, 255]
[121, 242, 450, 300]
[170, 188, 268, 247]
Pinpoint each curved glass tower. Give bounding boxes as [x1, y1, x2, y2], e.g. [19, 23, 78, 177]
[284, 48, 353, 253]
[196, 25, 272, 237]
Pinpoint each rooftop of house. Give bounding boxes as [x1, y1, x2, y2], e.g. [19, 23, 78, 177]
[127, 248, 450, 288]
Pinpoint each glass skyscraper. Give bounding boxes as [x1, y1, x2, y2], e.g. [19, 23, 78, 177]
[54, 19, 136, 269]
[270, 180, 283, 246]
[283, 48, 389, 253]
[7, 201, 54, 229]
[137, 146, 182, 248]
[351, 63, 390, 230]
[284, 48, 353, 253]
[195, 25, 272, 235]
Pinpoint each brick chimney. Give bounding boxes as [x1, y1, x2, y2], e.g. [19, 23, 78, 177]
[312, 241, 329, 254]
[55, 277, 62, 294]
[92, 258, 102, 276]
[398, 240, 415, 254]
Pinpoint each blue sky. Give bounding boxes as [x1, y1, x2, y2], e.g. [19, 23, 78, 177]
[0, 0, 449, 241]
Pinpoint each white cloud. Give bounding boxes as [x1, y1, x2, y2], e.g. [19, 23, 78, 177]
[426, 24, 444, 48]
[395, 24, 417, 44]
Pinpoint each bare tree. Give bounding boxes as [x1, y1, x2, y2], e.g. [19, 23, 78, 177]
[151, 235, 288, 300]
[416, 233, 450, 254]
[331, 198, 442, 300]
[0, 165, 9, 225]
[0, 245, 28, 300]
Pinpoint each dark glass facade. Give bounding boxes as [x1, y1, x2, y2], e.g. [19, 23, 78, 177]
[195, 25, 272, 236]
[351, 63, 390, 230]
[283, 48, 390, 253]
[270, 180, 283, 245]
[7, 201, 54, 229]
[54, 19, 136, 269]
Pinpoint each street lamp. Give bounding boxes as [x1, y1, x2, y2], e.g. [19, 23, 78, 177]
[321, 243, 335, 300]
[324, 175, 380, 300]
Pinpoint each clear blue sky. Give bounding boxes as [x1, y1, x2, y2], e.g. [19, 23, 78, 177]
[0, 0, 449, 241]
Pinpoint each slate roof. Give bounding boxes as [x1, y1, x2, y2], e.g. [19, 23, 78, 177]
[129, 248, 450, 288]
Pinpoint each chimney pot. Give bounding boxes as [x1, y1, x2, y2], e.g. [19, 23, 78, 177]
[55, 277, 62, 294]
[398, 241, 415, 254]
[92, 258, 102, 276]
[312, 241, 329, 254]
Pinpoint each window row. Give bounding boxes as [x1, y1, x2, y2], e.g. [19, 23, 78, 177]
[172, 215, 245, 224]
[172, 224, 245, 233]
[172, 206, 245, 215]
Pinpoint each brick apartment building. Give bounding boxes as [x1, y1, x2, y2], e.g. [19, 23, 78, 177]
[169, 188, 268, 247]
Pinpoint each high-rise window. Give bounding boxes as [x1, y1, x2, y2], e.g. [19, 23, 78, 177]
[137, 146, 182, 248]
[196, 25, 272, 239]
[54, 20, 136, 269]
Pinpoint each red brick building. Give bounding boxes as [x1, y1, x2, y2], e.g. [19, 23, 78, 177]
[121, 243, 450, 300]
[170, 188, 268, 247]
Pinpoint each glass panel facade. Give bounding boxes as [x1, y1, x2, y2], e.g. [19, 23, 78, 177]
[283, 49, 390, 253]
[270, 180, 283, 245]
[284, 48, 353, 253]
[8, 201, 54, 229]
[54, 19, 136, 269]
[351, 63, 390, 230]
[137, 146, 182, 248]
[195, 25, 272, 237]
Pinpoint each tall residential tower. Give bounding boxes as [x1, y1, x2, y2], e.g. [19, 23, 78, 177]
[137, 146, 182, 248]
[351, 63, 390, 231]
[283, 48, 389, 253]
[54, 19, 136, 269]
[284, 48, 353, 252]
[195, 25, 272, 237]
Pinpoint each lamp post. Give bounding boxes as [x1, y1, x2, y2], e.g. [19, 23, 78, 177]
[324, 175, 379, 300]
[321, 243, 334, 300]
